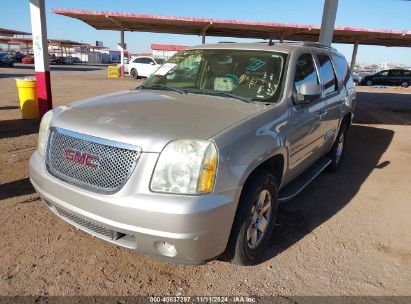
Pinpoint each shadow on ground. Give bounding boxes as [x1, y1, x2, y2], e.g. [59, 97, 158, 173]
[354, 91, 411, 125]
[0, 106, 20, 110]
[0, 119, 39, 139]
[0, 73, 34, 79]
[0, 177, 35, 201]
[261, 124, 394, 263]
[49, 66, 104, 72]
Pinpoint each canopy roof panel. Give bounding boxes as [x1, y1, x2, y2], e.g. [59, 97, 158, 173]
[52, 9, 411, 47]
[0, 28, 31, 37]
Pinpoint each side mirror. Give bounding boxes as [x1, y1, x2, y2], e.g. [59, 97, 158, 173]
[150, 62, 155, 65]
[295, 82, 321, 105]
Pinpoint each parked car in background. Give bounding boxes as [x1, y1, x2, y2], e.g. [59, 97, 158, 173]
[11, 52, 25, 63]
[30, 42, 355, 265]
[352, 72, 361, 85]
[22, 56, 34, 64]
[49, 55, 65, 65]
[71, 57, 82, 64]
[360, 69, 411, 87]
[128, 56, 161, 78]
[0, 53, 14, 67]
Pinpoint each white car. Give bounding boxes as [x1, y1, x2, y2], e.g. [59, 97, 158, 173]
[127, 56, 161, 78]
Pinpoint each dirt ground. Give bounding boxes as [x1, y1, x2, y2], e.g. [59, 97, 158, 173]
[0, 64, 410, 296]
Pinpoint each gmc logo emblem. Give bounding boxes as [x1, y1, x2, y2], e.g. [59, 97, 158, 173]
[64, 148, 99, 169]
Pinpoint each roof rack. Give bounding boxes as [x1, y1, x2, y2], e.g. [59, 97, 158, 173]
[265, 40, 337, 51]
[302, 42, 337, 51]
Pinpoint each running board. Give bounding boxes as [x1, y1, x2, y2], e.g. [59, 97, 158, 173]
[278, 157, 332, 203]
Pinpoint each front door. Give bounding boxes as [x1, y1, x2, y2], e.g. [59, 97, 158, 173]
[285, 53, 328, 181]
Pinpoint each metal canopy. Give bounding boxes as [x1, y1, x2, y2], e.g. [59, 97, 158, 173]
[52, 9, 411, 47]
[0, 27, 31, 37]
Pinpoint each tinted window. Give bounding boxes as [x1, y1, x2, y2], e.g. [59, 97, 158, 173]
[317, 54, 338, 95]
[378, 71, 389, 77]
[333, 55, 350, 84]
[389, 70, 402, 77]
[134, 58, 152, 64]
[293, 53, 319, 94]
[404, 70, 411, 76]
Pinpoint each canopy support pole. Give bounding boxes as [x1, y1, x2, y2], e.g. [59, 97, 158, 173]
[29, 0, 52, 118]
[319, 0, 338, 46]
[120, 29, 125, 77]
[201, 22, 213, 44]
[350, 39, 359, 72]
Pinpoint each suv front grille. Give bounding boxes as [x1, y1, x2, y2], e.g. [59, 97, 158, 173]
[46, 127, 141, 194]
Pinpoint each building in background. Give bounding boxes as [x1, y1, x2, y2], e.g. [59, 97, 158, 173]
[151, 44, 188, 60]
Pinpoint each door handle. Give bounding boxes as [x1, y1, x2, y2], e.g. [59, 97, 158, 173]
[316, 110, 327, 120]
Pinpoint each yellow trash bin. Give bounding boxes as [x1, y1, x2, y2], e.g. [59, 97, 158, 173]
[16, 77, 39, 119]
[108, 66, 120, 78]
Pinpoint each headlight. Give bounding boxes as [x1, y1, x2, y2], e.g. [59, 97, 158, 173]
[37, 110, 54, 157]
[151, 139, 218, 194]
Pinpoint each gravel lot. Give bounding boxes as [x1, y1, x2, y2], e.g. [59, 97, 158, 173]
[0, 64, 410, 296]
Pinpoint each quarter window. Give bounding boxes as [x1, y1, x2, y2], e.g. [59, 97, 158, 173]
[317, 54, 338, 95]
[333, 55, 350, 84]
[293, 53, 319, 94]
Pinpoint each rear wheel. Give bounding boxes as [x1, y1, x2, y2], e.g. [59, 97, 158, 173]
[327, 123, 347, 172]
[401, 81, 409, 88]
[226, 170, 278, 266]
[130, 68, 139, 79]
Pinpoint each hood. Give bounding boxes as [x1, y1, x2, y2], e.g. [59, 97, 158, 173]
[52, 89, 267, 152]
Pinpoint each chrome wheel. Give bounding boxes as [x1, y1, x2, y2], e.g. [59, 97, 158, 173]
[247, 189, 272, 249]
[335, 132, 345, 164]
[366, 80, 373, 86]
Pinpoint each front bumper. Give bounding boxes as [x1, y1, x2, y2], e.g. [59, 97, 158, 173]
[29, 151, 239, 264]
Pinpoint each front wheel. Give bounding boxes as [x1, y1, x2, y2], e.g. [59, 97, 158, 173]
[130, 68, 139, 79]
[401, 81, 409, 88]
[227, 170, 278, 266]
[366, 80, 373, 86]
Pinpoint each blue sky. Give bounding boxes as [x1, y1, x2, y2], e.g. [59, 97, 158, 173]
[2, 0, 411, 65]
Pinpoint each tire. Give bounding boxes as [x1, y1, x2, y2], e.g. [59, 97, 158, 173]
[226, 169, 278, 266]
[327, 123, 348, 172]
[130, 68, 139, 79]
[366, 80, 373, 86]
[401, 81, 409, 88]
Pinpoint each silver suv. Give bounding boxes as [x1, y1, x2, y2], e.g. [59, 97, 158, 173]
[30, 42, 355, 265]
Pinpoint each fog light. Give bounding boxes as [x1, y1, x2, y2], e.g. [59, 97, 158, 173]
[154, 241, 177, 257]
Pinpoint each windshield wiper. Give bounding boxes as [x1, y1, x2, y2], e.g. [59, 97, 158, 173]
[185, 88, 252, 103]
[138, 84, 187, 94]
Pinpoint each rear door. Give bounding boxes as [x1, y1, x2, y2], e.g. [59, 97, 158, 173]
[314, 53, 341, 152]
[403, 70, 411, 86]
[388, 70, 403, 86]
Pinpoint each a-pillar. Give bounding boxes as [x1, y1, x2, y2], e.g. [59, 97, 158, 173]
[29, 0, 52, 118]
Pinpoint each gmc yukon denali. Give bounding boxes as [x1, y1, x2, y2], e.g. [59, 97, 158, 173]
[30, 42, 356, 265]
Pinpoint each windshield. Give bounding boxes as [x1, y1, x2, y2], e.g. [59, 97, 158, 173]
[143, 49, 287, 102]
